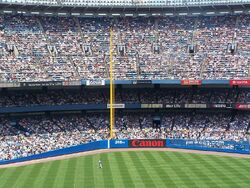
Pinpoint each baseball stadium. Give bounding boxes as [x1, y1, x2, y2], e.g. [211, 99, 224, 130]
[0, 0, 250, 187]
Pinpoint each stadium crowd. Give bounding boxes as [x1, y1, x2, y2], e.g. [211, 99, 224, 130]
[0, 15, 249, 81]
[0, 113, 249, 160]
[0, 88, 249, 107]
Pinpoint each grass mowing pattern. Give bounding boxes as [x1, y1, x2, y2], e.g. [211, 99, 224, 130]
[0, 151, 250, 188]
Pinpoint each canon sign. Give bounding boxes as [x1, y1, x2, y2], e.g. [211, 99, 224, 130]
[129, 139, 166, 148]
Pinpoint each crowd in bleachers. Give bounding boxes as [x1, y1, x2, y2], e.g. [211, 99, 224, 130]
[0, 13, 249, 161]
[0, 112, 249, 160]
[0, 14, 249, 82]
[0, 88, 248, 107]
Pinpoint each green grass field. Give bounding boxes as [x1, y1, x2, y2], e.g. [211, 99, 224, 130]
[0, 151, 250, 188]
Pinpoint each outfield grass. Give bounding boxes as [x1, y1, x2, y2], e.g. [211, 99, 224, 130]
[0, 151, 250, 188]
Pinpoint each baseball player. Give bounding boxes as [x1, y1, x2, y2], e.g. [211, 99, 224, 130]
[98, 159, 103, 169]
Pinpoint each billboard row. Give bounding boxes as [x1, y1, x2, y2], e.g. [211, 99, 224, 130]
[110, 139, 166, 148]
[1, 79, 250, 88]
[110, 139, 250, 154]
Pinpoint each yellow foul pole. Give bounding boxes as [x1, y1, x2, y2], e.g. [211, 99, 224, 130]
[109, 27, 115, 139]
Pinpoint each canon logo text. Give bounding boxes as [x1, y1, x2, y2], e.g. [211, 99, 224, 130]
[129, 139, 166, 148]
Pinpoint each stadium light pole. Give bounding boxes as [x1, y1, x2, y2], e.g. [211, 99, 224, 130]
[109, 27, 115, 139]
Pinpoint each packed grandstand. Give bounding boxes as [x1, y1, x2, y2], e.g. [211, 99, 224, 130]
[0, 88, 249, 106]
[0, 14, 249, 81]
[0, 0, 249, 161]
[0, 112, 249, 160]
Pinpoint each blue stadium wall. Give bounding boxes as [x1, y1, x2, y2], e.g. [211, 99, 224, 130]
[0, 139, 249, 165]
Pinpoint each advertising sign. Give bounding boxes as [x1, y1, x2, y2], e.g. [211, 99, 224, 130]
[167, 139, 250, 154]
[63, 80, 81, 86]
[110, 140, 129, 148]
[230, 80, 250, 86]
[86, 80, 105, 86]
[129, 139, 166, 148]
[0, 82, 20, 88]
[141, 104, 163, 108]
[235, 104, 250, 110]
[20, 81, 62, 87]
[184, 104, 207, 108]
[181, 80, 202, 86]
[132, 80, 152, 84]
[211, 104, 227, 108]
[107, 104, 125, 109]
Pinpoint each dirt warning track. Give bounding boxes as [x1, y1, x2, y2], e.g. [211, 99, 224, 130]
[0, 148, 249, 169]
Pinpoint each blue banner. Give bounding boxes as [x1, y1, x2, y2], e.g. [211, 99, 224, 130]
[0, 104, 107, 113]
[166, 139, 250, 154]
[202, 80, 229, 85]
[152, 80, 180, 84]
[110, 140, 129, 148]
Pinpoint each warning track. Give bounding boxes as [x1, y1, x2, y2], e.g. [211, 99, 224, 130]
[0, 148, 249, 169]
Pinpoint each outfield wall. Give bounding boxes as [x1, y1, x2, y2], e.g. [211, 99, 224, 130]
[0, 139, 249, 165]
[166, 139, 250, 154]
[0, 140, 108, 165]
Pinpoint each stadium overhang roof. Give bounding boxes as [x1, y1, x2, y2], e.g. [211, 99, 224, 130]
[0, 3, 250, 16]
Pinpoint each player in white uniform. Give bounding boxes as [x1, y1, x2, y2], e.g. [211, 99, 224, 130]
[99, 159, 103, 169]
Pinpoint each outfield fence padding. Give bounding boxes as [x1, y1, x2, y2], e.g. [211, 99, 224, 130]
[0, 139, 249, 165]
[0, 140, 108, 165]
[166, 139, 250, 154]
